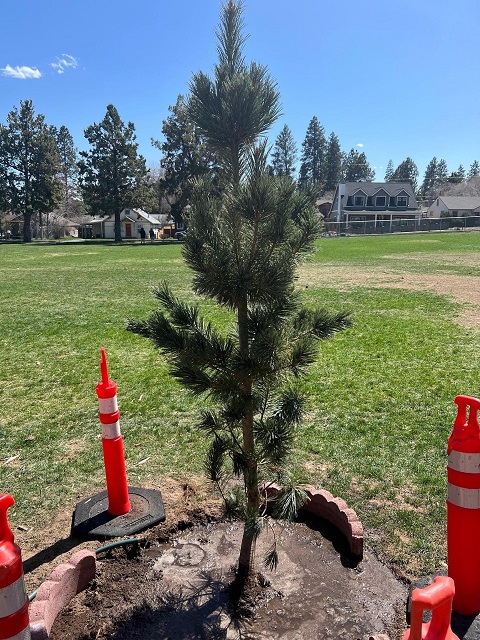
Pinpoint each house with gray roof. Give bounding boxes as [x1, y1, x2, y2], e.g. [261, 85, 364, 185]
[427, 196, 480, 218]
[85, 208, 165, 239]
[330, 182, 419, 225]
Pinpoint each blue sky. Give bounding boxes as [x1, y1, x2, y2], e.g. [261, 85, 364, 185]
[1, 1, 479, 182]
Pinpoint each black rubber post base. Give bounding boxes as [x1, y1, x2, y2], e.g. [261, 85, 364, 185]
[407, 574, 480, 639]
[71, 486, 165, 539]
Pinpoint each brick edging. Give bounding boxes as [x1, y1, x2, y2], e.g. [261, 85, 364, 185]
[28, 549, 96, 639]
[264, 483, 364, 558]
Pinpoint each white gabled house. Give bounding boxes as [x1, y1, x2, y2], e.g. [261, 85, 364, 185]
[86, 209, 162, 239]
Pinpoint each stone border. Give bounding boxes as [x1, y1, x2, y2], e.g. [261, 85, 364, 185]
[28, 549, 96, 640]
[264, 483, 364, 558]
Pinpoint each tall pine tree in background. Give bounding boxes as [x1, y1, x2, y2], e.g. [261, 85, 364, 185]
[468, 160, 480, 178]
[436, 159, 449, 186]
[342, 148, 375, 182]
[152, 94, 217, 225]
[420, 157, 438, 198]
[384, 159, 394, 181]
[0, 100, 61, 242]
[298, 116, 326, 191]
[448, 164, 466, 184]
[78, 104, 148, 241]
[271, 124, 297, 179]
[51, 124, 78, 214]
[127, 0, 350, 593]
[323, 132, 342, 192]
[390, 157, 419, 192]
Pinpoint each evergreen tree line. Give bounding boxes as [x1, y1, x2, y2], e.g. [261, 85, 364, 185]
[270, 118, 374, 192]
[1, 96, 479, 241]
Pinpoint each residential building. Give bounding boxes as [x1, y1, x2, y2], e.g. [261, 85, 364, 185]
[83, 208, 164, 239]
[426, 196, 480, 218]
[330, 182, 419, 226]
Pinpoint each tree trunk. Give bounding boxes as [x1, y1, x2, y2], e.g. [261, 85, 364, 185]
[23, 211, 32, 242]
[236, 296, 260, 585]
[114, 209, 122, 242]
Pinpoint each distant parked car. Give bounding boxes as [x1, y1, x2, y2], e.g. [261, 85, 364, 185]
[174, 231, 185, 240]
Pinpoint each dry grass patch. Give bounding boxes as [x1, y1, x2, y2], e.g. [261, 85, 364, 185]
[298, 263, 480, 327]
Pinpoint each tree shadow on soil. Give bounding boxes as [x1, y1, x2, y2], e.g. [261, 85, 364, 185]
[108, 571, 253, 640]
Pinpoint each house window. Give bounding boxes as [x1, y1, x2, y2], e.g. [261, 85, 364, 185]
[367, 196, 373, 206]
[452, 210, 458, 217]
[375, 196, 386, 207]
[397, 196, 408, 207]
[354, 195, 365, 206]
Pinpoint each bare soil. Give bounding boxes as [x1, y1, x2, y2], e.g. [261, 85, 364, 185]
[20, 479, 407, 640]
[49, 517, 407, 640]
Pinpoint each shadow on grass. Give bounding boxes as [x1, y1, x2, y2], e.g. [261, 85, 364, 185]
[23, 536, 85, 576]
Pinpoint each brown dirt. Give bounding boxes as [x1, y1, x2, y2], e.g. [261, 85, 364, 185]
[20, 478, 408, 640]
[21, 478, 219, 594]
[49, 518, 407, 640]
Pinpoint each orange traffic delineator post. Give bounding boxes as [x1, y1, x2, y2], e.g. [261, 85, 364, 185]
[96, 347, 131, 516]
[0, 494, 31, 640]
[403, 576, 459, 640]
[71, 348, 165, 539]
[447, 395, 480, 616]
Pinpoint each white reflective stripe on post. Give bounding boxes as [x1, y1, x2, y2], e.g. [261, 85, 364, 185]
[102, 422, 121, 439]
[448, 450, 480, 473]
[448, 484, 480, 509]
[5, 628, 31, 640]
[0, 575, 27, 618]
[98, 396, 118, 415]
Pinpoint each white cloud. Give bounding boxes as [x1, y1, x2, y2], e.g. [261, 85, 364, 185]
[1, 64, 42, 79]
[51, 54, 78, 74]
[356, 143, 364, 148]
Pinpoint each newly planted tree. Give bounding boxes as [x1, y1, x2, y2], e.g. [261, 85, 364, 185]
[127, 0, 350, 593]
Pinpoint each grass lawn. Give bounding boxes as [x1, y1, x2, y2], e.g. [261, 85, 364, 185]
[1, 232, 480, 580]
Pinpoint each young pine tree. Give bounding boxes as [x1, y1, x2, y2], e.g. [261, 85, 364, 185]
[127, 0, 351, 591]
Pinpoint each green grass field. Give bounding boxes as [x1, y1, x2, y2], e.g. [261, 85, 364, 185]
[1, 232, 480, 579]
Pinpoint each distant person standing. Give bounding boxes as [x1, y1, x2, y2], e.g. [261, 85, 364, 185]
[149, 228, 155, 243]
[139, 227, 146, 244]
